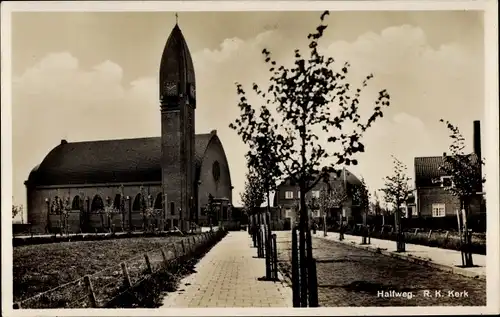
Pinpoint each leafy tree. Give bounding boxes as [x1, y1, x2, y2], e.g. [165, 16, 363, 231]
[439, 119, 485, 219]
[352, 178, 371, 243]
[62, 196, 72, 234]
[230, 95, 283, 243]
[353, 178, 370, 223]
[318, 179, 348, 225]
[50, 196, 64, 214]
[119, 185, 126, 231]
[240, 167, 266, 217]
[318, 186, 335, 218]
[229, 10, 390, 306]
[381, 156, 412, 251]
[373, 191, 381, 216]
[12, 203, 23, 219]
[139, 186, 150, 231]
[439, 119, 485, 267]
[381, 157, 412, 216]
[207, 193, 215, 230]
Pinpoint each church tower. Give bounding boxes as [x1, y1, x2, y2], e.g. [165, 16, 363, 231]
[159, 20, 196, 231]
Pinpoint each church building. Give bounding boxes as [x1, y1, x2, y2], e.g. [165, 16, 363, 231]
[24, 22, 233, 233]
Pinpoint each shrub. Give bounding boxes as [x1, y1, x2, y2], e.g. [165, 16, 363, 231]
[339, 228, 486, 255]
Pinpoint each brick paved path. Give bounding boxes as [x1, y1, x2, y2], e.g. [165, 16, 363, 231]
[161, 231, 292, 308]
[275, 231, 486, 307]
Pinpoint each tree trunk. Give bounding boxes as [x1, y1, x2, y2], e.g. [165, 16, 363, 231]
[265, 190, 272, 279]
[299, 182, 308, 307]
[461, 197, 474, 267]
[394, 204, 405, 252]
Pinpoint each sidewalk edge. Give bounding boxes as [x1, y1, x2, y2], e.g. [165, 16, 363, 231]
[315, 234, 486, 281]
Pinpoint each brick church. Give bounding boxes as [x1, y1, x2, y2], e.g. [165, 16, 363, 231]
[24, 22, 233, 233]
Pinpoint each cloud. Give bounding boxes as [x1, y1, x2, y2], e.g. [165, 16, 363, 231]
[11, 21, 482, 215]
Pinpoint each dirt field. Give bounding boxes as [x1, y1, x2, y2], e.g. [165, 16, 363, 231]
[13, 235, 185, 302]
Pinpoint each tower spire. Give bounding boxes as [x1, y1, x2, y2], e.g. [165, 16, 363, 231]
[175, 12, 178, 25]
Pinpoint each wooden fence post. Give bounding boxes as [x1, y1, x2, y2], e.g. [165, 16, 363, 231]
[172, 244, 179, 265]
[414, 228, 418, 236]
[160, 248, 169, 267]
[445, 231, 449, 240]
[144, 253, 152, 274]
[83, 275, 97, 308]
[120, 262, 132, 288]
[427, 230, 433, 239]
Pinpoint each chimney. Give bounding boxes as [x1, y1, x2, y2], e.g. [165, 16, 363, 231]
[473, 120, 481, 159]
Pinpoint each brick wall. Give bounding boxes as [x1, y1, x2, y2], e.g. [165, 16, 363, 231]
[197, 136, 232, 223]
[417, 186, 482, 217]
[26, 183, 162, 233]
[161, 108, 188, 231]
[275, 180, 355, 220]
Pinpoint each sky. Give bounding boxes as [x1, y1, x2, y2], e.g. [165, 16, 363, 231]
[9, 9, 485, 221]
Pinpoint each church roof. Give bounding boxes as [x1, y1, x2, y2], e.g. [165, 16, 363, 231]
[27, 133, 216, 186]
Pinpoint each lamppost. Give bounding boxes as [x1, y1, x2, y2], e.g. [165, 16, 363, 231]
[105, 196, 111, 230]
[196, 180, 201, 227]
[126, 196, 131, 233]
[178, 207, 182, 231]
[227, 203, 233, 230]
[84, 196, 90, 233]
[189, 196, 194, 232]
[164, 193, 168, 231]
[208, 194, 214, 232]
[45, 198, 50, 233]
[148, 194, 153, 232]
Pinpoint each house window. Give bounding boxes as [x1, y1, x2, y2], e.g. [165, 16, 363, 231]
[407, 207, 413, 217]
[411, 206, 418, 216]
[170, 202, 175, 215]
[312, 191, 320, 198]
[310, 209, 320, 218]
[285, 191, 293, 199]
[285, 209, 293, 218]
[432, 203, 446, 217]
[441, 176, 453, 188]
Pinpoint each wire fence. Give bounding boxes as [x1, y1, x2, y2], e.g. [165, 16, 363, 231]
[14, 230, 221, 309]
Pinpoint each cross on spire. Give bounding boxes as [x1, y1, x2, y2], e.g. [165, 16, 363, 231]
[175, 12, 178, 24]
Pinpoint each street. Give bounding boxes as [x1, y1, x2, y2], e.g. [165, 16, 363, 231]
[275, 231, 486, 307]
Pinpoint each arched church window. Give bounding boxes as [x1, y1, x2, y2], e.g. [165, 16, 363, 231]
[132, 194, 142, 211]
[154, 193, 163, 210]
[170, 202, 175, 215]
[212, 161, 221, 182]
[114, 194, 121, 210]
[91, 195, 104, 213]
[71, 196, 80, 210]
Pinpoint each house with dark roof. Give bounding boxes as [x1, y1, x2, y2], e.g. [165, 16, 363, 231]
[273, 167, 363, 228]
[413, 121, 483, 218]
[24, 22, 233, 233]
